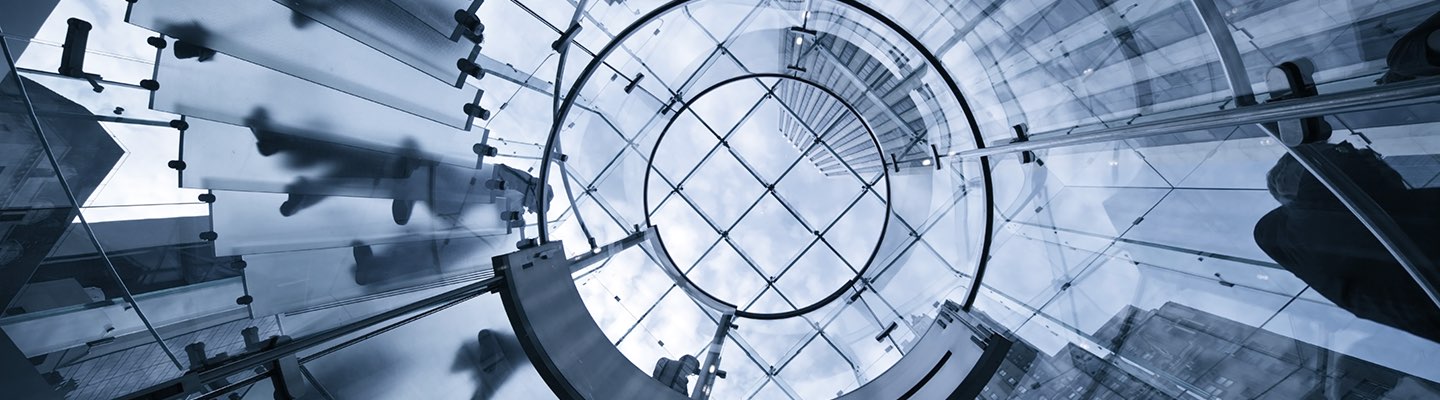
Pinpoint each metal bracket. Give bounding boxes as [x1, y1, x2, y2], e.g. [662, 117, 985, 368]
[1264, 62, 1331, 146]
[59, 18, 104, 93]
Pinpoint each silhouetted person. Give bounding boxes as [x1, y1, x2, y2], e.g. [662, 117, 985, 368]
[1378, 10, 1440, 84]
[493, 164, 551, 213]
[466, 330, 515, 399]
[651, 355, 699, 395]
[159, 23, 216, 62]
[173, 39, 215, 62]
[1253, 143, 1440, 343]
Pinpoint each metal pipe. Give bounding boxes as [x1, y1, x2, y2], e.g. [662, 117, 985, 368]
[1189, 0, 1256, 107]
[195, 277, 500, 382]
[128, 277, 501, 399]
[953, 76, 1440, 159]
[1189, 0, 1440, 310]
[691, 313, 734, 400]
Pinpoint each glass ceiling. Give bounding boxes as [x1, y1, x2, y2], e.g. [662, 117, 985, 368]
[2, 0, 1439, 399]
[546, 1, 986, 397]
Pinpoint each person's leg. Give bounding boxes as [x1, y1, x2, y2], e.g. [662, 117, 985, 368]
[391, 198, 414, 225]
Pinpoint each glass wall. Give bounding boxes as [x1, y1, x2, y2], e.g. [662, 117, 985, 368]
[881, 0, 1440, 398]
[1, 0, 1437, 399]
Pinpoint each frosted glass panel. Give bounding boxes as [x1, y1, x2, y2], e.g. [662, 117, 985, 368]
[272, 0, 481, 86]
[179, 118, 500, 202]
[387, 0, 479, 38]
[151, 46, 484, 167]
[241, 234, 504, 316]
[209, 190, 511, 256]
[127, 0, 480, 129]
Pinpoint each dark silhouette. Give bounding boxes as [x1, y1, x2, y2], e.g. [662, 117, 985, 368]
[159, 22, 216, 62]
[1253, 143, 1440, 343]
[651, 355, 699, 395]
[452, 330, 522, 399]
[1377, 11, 1440, 84]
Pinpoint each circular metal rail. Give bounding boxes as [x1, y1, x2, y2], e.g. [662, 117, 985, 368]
[642, 72, 891, 319]
[536, 0, 998, 313]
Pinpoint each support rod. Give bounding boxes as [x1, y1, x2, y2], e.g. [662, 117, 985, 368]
[122, 277, 502, 399]
[952, 76, 1440, 159]
[691, 313, 733, 400]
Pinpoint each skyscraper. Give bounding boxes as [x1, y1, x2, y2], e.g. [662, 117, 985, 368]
[2, 0, 1439, 399]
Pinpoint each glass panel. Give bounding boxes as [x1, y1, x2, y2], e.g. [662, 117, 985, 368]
[241, 234, 504, 317]
[270, 0, 481, 85]
[821, 193, 885, 267]
[1, 61, 188, 399]
[150, 44, 483, 167]
[707, 330, 768, 399]
[0, 236, 190, 399]
[587, 149, 650, 230]
[299, 293, 558, 399]
[650, 196, 719, 271]
[208, 189, 509, 257]
[587, 244, 676, 344]
[728, 195, 814, 286]
[13, 65, 175, 122]
[628, 289, 721, 362]
[560, 107, 633, 190]
[751, 379, 796, 399]
[819, 292, 904, 386]
[731, 289, 817, 365]
[475, 0, 567, 78]
[180, 118, 408, 196]
[479, 77, 555, 155]
[686, 240, 767, 308]
[771, 243, 850, 309]
[1217, 0, 1440, 92]
[684, 147, 766, 229]
[127, 0, 481, 129]
[945, 0, 1230, 135]
[8, 39, 160, 100]
[1264, 109, 1440, 384]
[575, 256, 644, 342]
[386, 0, 478, 38]
[548, 3, 996, 396]
[973, 118, 1440, 398]
[775, 336, 856, 400]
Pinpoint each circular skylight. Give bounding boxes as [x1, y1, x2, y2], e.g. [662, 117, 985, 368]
[645, 74, 890, 318]
[540, 0, 991, 397]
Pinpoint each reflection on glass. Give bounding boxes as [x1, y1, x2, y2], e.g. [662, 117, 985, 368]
[6, 0, 1440, 398]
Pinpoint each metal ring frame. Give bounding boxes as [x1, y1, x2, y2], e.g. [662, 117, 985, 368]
[641, 72, 891, 320]
[536, 0, 997, 314]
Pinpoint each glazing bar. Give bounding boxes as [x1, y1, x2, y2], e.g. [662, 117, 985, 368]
[953, 77, 1440, 160]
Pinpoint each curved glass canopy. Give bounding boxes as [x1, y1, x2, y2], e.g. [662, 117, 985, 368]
[0, 0, 1438, 399]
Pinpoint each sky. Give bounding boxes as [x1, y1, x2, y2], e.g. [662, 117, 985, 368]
[10, 0, 1440, 398]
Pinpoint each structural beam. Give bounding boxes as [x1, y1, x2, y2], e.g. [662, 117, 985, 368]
[952, 76, 1440, 159]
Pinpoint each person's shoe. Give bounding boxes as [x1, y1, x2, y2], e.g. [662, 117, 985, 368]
[352, 243, 373, 264]
[392, 199, 414, 225]
[279, 194, 305, 216]
[279, 201, 298, 216]
[256, 139, 279, 156]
